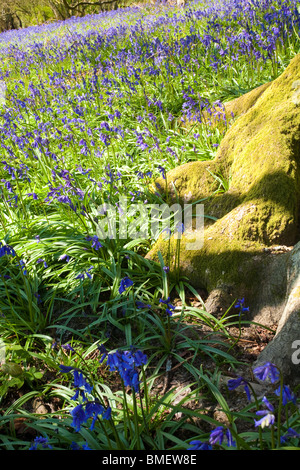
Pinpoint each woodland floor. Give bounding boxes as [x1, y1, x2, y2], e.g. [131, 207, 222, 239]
[1, 287, 277, 444]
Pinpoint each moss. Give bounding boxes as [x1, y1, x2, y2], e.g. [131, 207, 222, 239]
[223, 81, 271, 120]
[147, 54, 300, 293]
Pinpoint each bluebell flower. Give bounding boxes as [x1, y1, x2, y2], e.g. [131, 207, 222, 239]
[188, 440, 212, 450]
[62, 344, 75, 352]
[280, 428, 300, 444]
[59, 364, 76, 373]
[158, 165, 166, 179]
[70, 441, 81, 450]
[70, 441, 91, 450]
[103, 347, 147, 393]
[130, 348, 148, 367]
[209, 426, 235, 447]
[160, 297, 171, 305]
[274, 385, 296, 405]
[76, 272, 85, 280]
[102, 406, 112, 420]
[254, 410, 275, 429]
[59, 253, 70, 262]
[26, 192, 38, 200]
[136, 300, 152, 309]
[234, 298, 249, 313]
[29, 436, 52, 450]
[106, 350, 123, 372]
[119, 276, 133, 294]
[17, 259, 27, 275]
[70, 404, 87, 432]
[253, 362, 280, 383]
[75, 267, 93, 281]
[37, 258, 48, 268]
[122, 367, 140, 392]
[98, 344, 108, 363]
[82, 443, 92, 450]
[0, 242, 16, 258]
[159, 297, 175, 316]
[175, 222, 185, 235]
[227, 376, 251, 401]
[34, 292, 41, 304]
[254, 396, 275, 429]
[71, 370, 93, 401]
[86, 235, 102, 250]
[85, 401, 105, 430]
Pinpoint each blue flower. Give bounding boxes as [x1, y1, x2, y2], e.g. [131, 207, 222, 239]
[103, 347, 147, 393]
[253, 362, 280, 383]
[175, 223, 185, 235]
[59, 253, 70, 262]
[59, 364, 76, 373]
[274, 385, 296, 405]
[209, 426, 235, 447]
[254, 411, 275, 429]
[130, 348, 148, 367]
[70, 441, 91, 450]
[98, 344, 108, 363]
[75, 267, 93, 280]
[122, 367, 140, 392]
[227, 376, 251, 401]
[234, 298, 249, 314]
[16, 259, 27, 275]
[102, 406, 112, 420]
[119, 276, 133, 294]
[86, 235, 102, 250]
[159, 297, 175, 316]
[254, 396, 275, 429]
[85, 401, 105, 430]
[26, 192, 38, 200]
[136, 300, 152, 309]
[70, 404, 87, 432]
[280, 428, 300, 444]
[29, 436, 52, 450]
[158, 165, 166, 179]
[62, 344, 75, 352]
[71, 370, 93, 401]
[0, 242, 16, 258]
[37, 258, 48, 268]
[188, 440, 212, 450]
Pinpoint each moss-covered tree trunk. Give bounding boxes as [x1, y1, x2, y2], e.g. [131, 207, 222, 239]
[146, 54, 300, 384]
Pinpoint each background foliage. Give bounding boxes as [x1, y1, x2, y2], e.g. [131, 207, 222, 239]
[0, 0, 128, 32]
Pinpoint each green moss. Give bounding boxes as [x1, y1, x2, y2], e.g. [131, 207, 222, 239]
[223, 81, 271, 120]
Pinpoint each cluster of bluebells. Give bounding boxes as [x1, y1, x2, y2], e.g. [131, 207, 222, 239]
[229, 362, 298, 431]
[0, 242, 16, 258]
[188, 426, 235, 450]
[234, 297, 249, 315]
[159, 296, 175, 316]
[59, 365, 111, 432]
[188, 361, 299, 450]
[29, 436, 53, 451]
[0, 241, 28, 277]
[98, 344, 147, 393]
[119, 276, 133, 294]
[0, 0, 299, 223]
